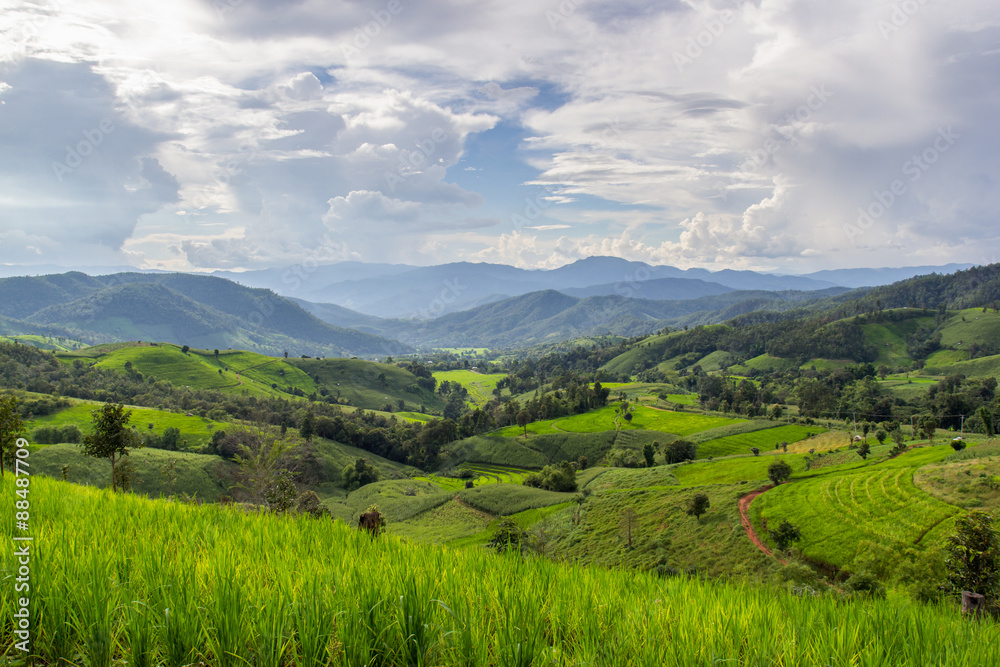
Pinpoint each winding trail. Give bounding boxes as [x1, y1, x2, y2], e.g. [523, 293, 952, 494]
[738, 484, 786, 564]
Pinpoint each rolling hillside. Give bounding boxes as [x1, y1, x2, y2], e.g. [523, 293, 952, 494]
[0, 272, 411, 357]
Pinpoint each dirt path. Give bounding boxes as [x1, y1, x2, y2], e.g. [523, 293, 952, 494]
[738, 484, 786, 564]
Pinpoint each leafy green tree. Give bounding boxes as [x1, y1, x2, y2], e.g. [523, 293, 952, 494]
[686, 493, 710, 523]
[0, 395, 27, 476]
[642, 442, 656, 468]
[663, 439, 696, 464]
[945, 511, 999, 596]
[161, 426, 181, 451]
[299, 413, 314, 442]
[181, 345, 190, 354]
[523, 461, 577, 492]
[750, 447, 760, 457]
[844, 571, 886, 599]
[921, 416, 938, 443]
[857, 441, 871, 460]
[488, 517, 528, 554]
[875, 429, 887, 446]
[979, 407, 995, 437]
[769, 520, 802, 550]
[82, 403, 142, 492]
[342, 458, 380, 491]
[767, 459, 793, 486]
[230, 426, 298, 506]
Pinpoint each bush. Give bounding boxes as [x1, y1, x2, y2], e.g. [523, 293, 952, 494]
[487, 517, 529, 554]
[30, 424, 83, 444]
[951, 438, 966, 452]
[844, 570, 886, 599]
[769, 520, 802, 550]
[342, 458, 381, 491]
[523, 461, 577, 492]
[663, 439, 696, 464]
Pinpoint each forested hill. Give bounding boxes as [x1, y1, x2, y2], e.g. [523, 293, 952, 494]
[0, 272, 410, 358]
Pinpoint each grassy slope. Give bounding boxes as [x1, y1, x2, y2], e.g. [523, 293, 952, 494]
[495, 404, 743, 437]
[291, 357, 444, 412]
[10, 475, 1000, 666]
[752, 442, 964, 569]
[695, 424, 828, 458]
[29, 399, 226, 446]
[432, 369, 508, 405]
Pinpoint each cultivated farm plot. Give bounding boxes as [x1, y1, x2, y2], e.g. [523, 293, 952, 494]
[496, 405, 742, 438]
[432, 369, 508, 405]
[28, 400, 226, 445]
[695, 424, 829, 459]
[754, 466, 960, 568]
[414, 464, 532, 491]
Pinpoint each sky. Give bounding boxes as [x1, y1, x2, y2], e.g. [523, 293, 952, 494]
[0, 0, 998, 274]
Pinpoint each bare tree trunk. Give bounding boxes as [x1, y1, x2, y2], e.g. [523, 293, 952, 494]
[110, 452, 117, 492]
[962, 591, 985, 621]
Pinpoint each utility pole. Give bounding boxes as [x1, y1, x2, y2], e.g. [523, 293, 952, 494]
[961, 414, 965, 438]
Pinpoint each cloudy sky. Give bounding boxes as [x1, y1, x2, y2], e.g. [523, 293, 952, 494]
[1, 0, 998, 274]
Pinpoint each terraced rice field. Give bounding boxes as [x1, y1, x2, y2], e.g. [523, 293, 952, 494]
[496, 404, 743, 437]
[753, 463, 960, 567]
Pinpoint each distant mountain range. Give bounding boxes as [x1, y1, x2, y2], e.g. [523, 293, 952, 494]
[0, 259, 984, 353]
[211, 257, 973, 318]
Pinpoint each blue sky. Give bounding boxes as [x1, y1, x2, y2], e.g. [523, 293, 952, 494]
[0, 0, 998, 273]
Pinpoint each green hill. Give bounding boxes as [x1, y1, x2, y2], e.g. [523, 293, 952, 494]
[7, 475, 999, 665]
[55, 343, 446, 411]
[0, 271, 410, 358]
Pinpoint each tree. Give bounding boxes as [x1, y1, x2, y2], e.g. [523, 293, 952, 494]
[342, 458, 380, 491]
[750, 447, 760, 457]
[951, 438, 967, 452]
[488, 517, 528, 554]
[663, 439, 696, 464]
[516, 410, 532, 438]
[181, 345, 190, 354]
[945, 511, 998, 597]
[767, 459, 793, 486]
[979, 407, 995, 437]
[686, 493, 710, 522]
[82, 403, 142, 492]
[161, 426, 181, 451]
[214, 349, 220, 359]
[642, 442, 656, 468]
[857, 440, 871, 460]
[769, 520, 802, 550]
[0, 395, 27, 476]
[620, 507, 639, 548]
[299, 413, 315, 442]
[228, 425, 300, 507]
[875, 429, 887, 446]
[922, 416, 938, 443]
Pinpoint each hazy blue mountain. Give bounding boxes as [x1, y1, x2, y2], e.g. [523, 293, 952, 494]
[798, 264, 974, 288]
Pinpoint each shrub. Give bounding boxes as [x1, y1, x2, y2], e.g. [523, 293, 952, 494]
[769, 520, 802, 550]
[663, 439, 696, 464]
[844, 571, 886, 599]
[951, 438, 966, 452]
[523, 461, 577, 492]
[342, 458, 381, 491]
[487, 517, 529, 554]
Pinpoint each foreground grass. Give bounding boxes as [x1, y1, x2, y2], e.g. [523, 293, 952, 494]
[3, 475, 999, 666]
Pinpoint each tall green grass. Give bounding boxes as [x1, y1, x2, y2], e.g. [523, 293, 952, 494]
[3, 475, 999, 665]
